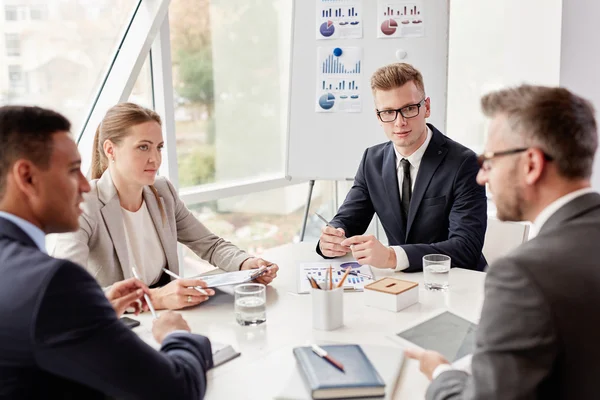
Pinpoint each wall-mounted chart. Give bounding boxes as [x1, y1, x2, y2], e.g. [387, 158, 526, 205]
[316, 0, 363, 40]
[315, 46, 363, 113]
[377, 0, 425, 38]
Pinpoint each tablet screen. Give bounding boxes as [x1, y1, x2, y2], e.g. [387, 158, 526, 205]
[396, 311, 477, 361]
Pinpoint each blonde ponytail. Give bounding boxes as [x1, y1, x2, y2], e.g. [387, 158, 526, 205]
[91, 124, 107, 179]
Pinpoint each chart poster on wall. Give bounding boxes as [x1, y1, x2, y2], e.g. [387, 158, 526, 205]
[377, 0, 425, 38]
[316, 0, 363, 40]
[315, 46, 363, 113]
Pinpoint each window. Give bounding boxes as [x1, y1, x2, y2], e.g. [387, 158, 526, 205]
[29, 4, 48, 21]
[4, 5, 18, 21]
[128, 53, 154, 110]
[5, 33, 20, 56]
[182, 181, 336, 276]
[8, 65, 25, 91]
[0, 1, 140, 136]
[446, 0, 562, 152]
[169, 0, 293, 189]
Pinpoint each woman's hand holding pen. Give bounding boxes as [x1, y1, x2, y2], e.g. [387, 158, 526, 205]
[319, 226, 351, 257]
[241, 257, 279, 285]
[150, 278, 215, 310]
[105, 277, 151, 317]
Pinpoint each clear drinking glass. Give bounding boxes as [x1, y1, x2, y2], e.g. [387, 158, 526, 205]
[234, 283, 267, 326]
[423, 254, 451, 291]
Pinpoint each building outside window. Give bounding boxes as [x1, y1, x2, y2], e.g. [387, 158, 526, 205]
[5, 33, 20, 56]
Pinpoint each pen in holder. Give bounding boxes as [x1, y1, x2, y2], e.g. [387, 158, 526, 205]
[311, 287, 344, 331]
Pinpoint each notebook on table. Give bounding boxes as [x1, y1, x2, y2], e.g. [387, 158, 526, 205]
[291, 344, 386, 399]
[276, 344, 404, 400]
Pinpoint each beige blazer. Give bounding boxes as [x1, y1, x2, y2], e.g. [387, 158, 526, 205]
[52, 170, 250, 287]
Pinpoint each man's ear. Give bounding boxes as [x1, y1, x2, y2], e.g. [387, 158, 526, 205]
[524, 148, 546, 186]
[424, 97, 431, 118]
[12, 160, 38, 196]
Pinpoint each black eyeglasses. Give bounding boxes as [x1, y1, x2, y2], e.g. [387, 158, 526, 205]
[377, 98, 426, 122]
[477, 148, 553, 171]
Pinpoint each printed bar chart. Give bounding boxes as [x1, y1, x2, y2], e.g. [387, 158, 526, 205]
[321, 79, 359, 91]
[321, 7, 359, 18]
[322, 54, 361, 74]
[383, 3, 421, 16]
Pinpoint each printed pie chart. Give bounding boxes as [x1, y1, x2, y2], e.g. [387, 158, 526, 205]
[319, 93, 335, 110]
[381, 18, 398, 35]
[320, 20, 335, 37]
[340, 262, 361, 270]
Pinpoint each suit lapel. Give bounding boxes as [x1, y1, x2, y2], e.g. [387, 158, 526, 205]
[100, 199, 132, 279]
[97, 170, 133, 279]
[406, 125, 448, 236]
[539, 192, 600, 235]
[143, 187, 179, 276]
[381, 142, 406, 242]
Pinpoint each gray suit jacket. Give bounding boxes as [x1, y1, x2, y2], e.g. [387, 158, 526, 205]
[428, 192, 600, 400]
[52, 170, 250, 287]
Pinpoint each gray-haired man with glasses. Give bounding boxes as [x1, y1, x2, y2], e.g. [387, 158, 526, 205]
[317, 63, 488, 272]
[407, 84, 600, 400]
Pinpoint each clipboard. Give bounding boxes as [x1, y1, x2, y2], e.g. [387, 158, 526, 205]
[192, 266, 271, 288]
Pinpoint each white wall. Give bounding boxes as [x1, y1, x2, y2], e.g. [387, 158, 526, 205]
[559, 0, 600, 189]
[447, 0, 562, 152]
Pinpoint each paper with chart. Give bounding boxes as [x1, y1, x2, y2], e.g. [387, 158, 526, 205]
[316, 47, 363, 113]
[316, 0, 363, 40]
[297, 261, 374, 293]
[377, 0, 425, 38]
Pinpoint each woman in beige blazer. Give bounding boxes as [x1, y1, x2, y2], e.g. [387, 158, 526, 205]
[53, 103, 278, 310]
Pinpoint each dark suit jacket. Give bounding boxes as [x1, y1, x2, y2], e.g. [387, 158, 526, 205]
[428, 192, 600, 400]
[317, 124, 487, 271]
[0, 217, 213, 399]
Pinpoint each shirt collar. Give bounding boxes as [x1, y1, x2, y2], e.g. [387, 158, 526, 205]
[0, 211, 47, 253]
[394, 125, 433, 171]
[529, 187, 596, 238]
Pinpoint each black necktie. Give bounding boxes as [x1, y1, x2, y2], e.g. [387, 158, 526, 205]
[401, 158, 412, 218]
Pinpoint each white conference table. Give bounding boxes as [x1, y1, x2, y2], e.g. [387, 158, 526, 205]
[134, 242, 486, 399]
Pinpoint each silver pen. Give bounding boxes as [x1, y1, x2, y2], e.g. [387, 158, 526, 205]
[162, 268, 209, 296]
[131, 267, 158, 319]
[315, 212, 332, 227]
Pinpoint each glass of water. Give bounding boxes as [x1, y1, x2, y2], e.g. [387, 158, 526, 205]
[423, 254, 451, 291]
[234, 283, 266, 326]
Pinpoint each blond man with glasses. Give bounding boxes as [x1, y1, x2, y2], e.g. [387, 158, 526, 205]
[316, 63, 488, 272]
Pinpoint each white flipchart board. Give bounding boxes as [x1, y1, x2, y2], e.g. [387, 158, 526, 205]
[285, 0, 449, 181]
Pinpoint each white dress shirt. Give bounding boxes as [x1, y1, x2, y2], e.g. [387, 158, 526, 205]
[431, 187, 597, 380]
[391, 126, 433, 271]
[0, 211, 46, 253]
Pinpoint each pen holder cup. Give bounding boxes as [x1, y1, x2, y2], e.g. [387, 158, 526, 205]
[311, 287, 344, 331]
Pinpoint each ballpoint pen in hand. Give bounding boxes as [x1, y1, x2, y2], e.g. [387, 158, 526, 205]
[131, 267, 158, 319]
[161, 268, 208, 296]
[314, 212, 332, 227]
[311, 344, 345, 372]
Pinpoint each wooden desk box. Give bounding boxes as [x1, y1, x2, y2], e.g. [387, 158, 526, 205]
[364, 278, 419, 312]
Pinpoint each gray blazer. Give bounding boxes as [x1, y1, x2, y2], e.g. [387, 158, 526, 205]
[52, 170, 250, 287]
[427, 192, 600, 400]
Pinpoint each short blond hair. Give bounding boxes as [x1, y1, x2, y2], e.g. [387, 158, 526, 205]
[370, 63, 425, 95]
